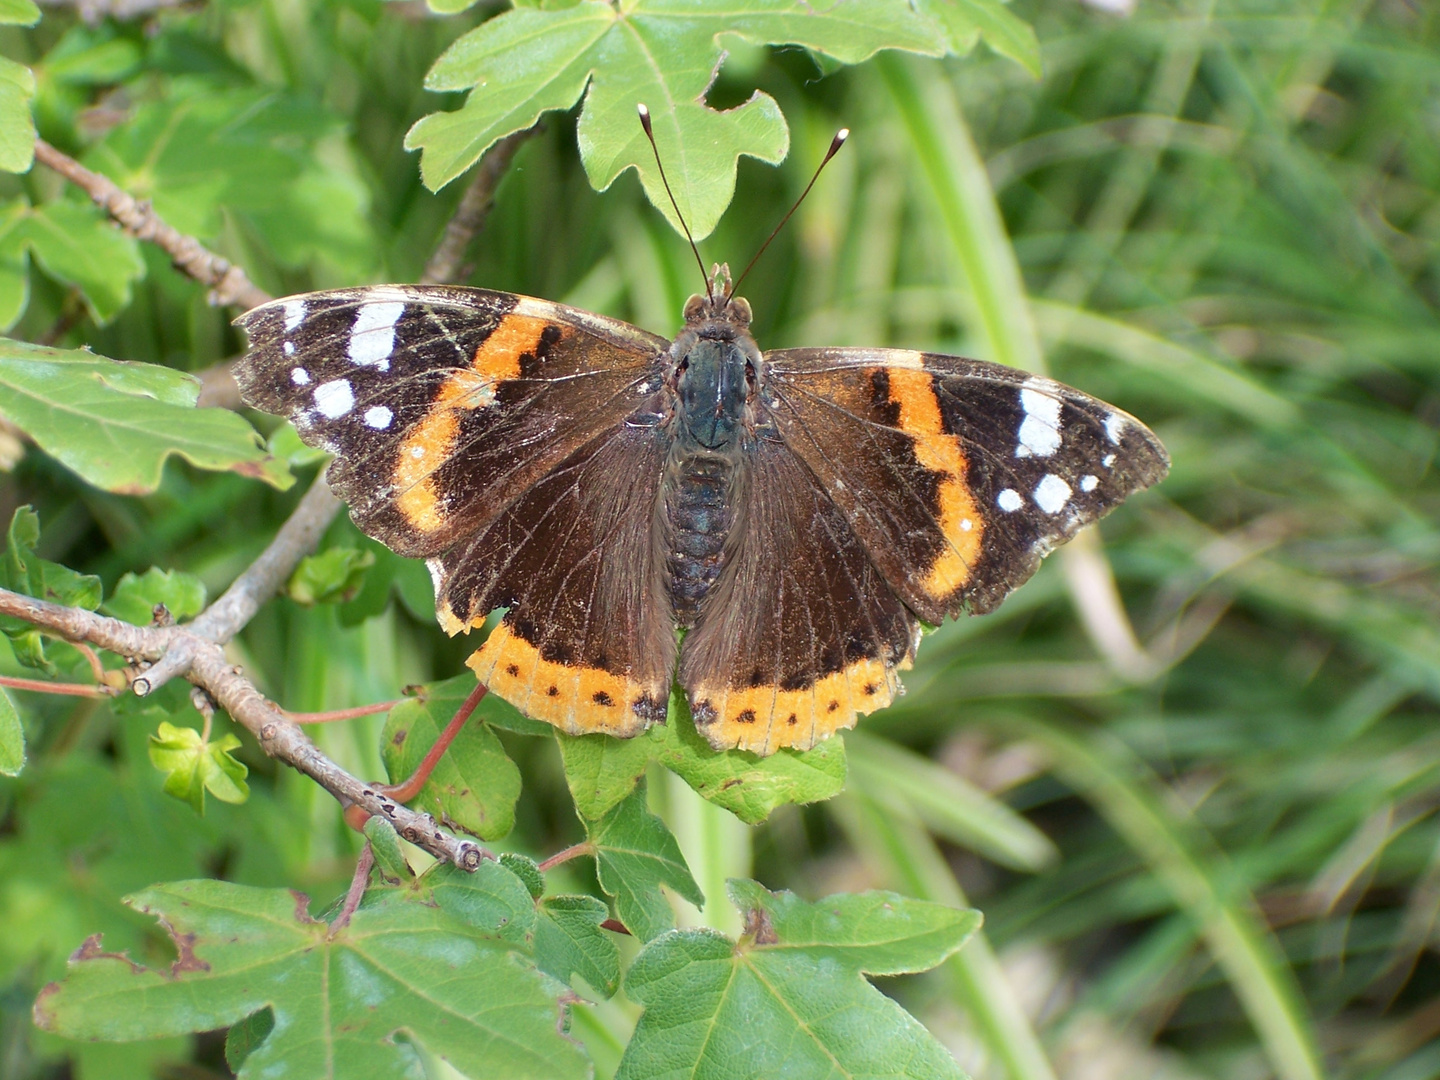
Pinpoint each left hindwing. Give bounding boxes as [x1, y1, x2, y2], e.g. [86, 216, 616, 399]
[765, 349, 1170, 622]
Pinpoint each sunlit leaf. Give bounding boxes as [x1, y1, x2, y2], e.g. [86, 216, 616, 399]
[34, 879, 590, 1080]
[382, 678, 522, 841]
[0, 687, 24, 776]
[0, 338, 291, 493]
[147, 721, 249, 814]
[286, 546, 374, 605]
[408, 0, 950, 238]
[586, 783, 703, 941]
[617, 880, 982, 1080]
[101, 567, 206, 627]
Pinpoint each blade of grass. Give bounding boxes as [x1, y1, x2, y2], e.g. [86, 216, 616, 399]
[845, 729, 1058, 873]
[834, 787, 1060, 1080]
[1008, 716, 1325, 1080]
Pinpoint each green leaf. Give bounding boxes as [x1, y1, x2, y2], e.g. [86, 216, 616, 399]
[535, 894, 620, 998]
[0, 506, 101, 672]
[147, 721, 250, 814]
[650, 689, 846, 824]
[501, 852, 546, 900]
[0, 337, 291, 494]
[362, 816, 414, 881]
[224, 1009, 274, 1075]
[286, 546, 375, 605]
[558, 728, 652, 819]
[557, 686, 846, 823]
[33, 879, 590, 1080]
[266, 420, 330, 469]
[101, 567, 207, 626]
[0, 686, 24, 776]
[914, 0, 1041, 78]
[408, 0, 950, 239]
[586, 783, 703, 941]
[618, 881, 982, 1080]
[0, 57, 35, 173]
[382, 678, 522, 841]
[0, 0, 39, 25]
[0, 197, 29, 327]
[2, 505, 102, 609]
[14, 201, 144, 321]
[427, 861, 536, 947]
[40, 30, 142, 85]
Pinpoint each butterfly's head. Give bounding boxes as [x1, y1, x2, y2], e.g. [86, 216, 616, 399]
[682, 291, 752, 328]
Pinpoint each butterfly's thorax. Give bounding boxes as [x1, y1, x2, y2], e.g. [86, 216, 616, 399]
[661, 307, 762, 626]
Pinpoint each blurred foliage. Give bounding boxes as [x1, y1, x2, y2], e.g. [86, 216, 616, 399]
[0, 0, 1436, 1077]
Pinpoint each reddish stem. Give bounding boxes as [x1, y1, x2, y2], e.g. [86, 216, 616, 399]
[329, 843, 375, 935]
[70, 641, 106, 684]
[377, 682, 488, 803]
[285, 700, 400, 724]
[537, 842, 595, 874]
[0, 675, 109, 698]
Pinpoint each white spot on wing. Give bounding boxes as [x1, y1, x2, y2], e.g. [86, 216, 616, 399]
[348, 301, 406, 370]
[1102, 453, 1116, 468]
[427, 558, 445, 600]
[1105, 412, 1127, 444]
[290, 367, 310, 386]
[1080, 474, 1099, 492]
[1016, 380, 1063, 458]
[283, 300, 305, 332]
[1033, 474, 1072, 514]
[960, 518, 973, 531]
[313, 378, 354, 418]
[363, 405, 393, 429]
[997, 488, 1023, 512]
[283, 341, 295, 356]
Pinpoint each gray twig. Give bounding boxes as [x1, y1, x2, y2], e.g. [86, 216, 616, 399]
[420, 125, 541, 286]
[0, 585, 486, 870]
[33, 139, 272, 310]
[134, 478, 340, 696]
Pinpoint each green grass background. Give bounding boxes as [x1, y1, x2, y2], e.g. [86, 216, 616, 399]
[1, 0, 1437, 1078]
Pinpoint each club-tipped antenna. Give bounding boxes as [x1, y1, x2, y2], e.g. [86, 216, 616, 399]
[729, 127, 849, 301]
[637, 103, 712, 303]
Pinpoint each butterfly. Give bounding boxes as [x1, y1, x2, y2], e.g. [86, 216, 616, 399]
[233, 265, 1168, 756]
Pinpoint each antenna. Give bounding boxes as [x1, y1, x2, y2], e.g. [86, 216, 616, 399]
[729, 128, 848, 300]
[637, 103, 712, 303]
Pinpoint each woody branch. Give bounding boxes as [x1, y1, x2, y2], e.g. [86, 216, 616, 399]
[7, 137, 515, 871]
[0, 585, 485, 870]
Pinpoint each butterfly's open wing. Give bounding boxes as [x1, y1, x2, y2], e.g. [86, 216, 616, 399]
[236, 286, 675, 737]
[679, 438, 920, 755]
[443, 420, 675, 737]
[764, 350, 1170, 623]
[235, 286, 669, 558]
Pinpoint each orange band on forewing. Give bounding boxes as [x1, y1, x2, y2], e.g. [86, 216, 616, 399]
[691, 657, 903, 755]
[394, 409, 458, 532]
[467, 623, 654, 739]
[391, 313, 554, 533]
[473, 312, 548, 383]
[885, 368, 984, 597]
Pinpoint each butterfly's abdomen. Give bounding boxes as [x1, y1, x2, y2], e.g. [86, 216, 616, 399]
[663, 450, 738, 627]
